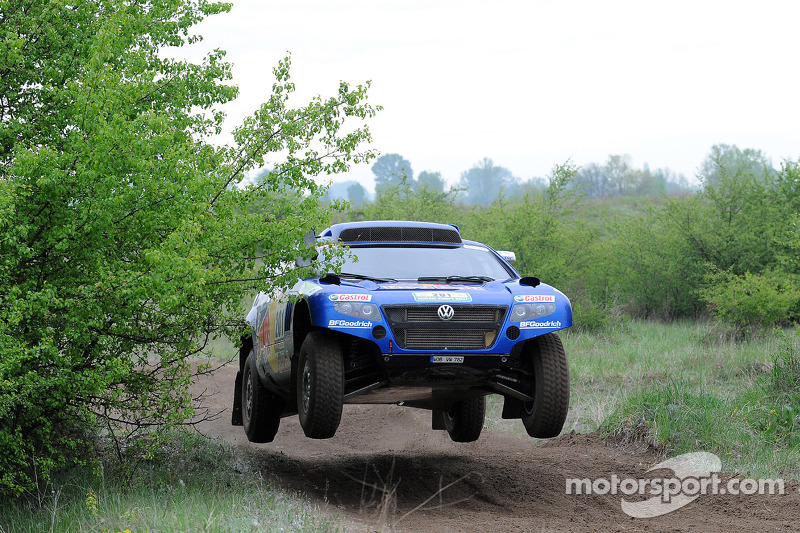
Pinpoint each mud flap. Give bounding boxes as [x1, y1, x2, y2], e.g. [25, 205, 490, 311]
[432, 409, 446, 430]
[501, 396, 524, 419]
[231, 370, 243, 426]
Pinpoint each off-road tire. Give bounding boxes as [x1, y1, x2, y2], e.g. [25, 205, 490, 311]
[297, 330, 345, 439]
[444, 396, 486, 442]
[242, 351, 281, 443]
[521, 332, 570, 438]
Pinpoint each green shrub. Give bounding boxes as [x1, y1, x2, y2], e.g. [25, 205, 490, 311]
[698, 268, 800, 334]
[354, 176, 460, 223]
[568, 295, 627, 334]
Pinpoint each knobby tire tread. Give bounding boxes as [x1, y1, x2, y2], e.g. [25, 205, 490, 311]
[445, 396, 486, 442]
[524, 332, 570, 439]
[298, 331, 344, 439]
[242, 352, 281, 443]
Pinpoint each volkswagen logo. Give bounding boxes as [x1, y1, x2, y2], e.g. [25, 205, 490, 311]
[437, 304, 455, 321]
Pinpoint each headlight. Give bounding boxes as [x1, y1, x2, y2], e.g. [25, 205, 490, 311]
[510, 302, 556, 322]
[334, 302, 380, 321]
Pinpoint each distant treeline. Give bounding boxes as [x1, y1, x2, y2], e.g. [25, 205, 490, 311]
[322, 149, 707, 206]
[329, 144, 799, 334]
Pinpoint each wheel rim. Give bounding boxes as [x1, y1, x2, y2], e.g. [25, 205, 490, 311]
[301, 359, 312, 414]
[244, 369, 253, 424]
[523, 401, 534, 415]
[443, 405, 458, 430]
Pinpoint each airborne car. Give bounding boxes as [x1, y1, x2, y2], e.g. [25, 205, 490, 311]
[231, 221, 572, 443]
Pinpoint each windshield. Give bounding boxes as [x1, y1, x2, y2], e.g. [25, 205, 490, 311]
[337, 245, 515, 281]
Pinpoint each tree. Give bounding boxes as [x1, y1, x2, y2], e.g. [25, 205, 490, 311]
[0, 0, 378, 496]
[518, 177, 548, 193]
[359, 176, 459, 223]
[606, 155, 636, 195]
[371, 153, 413, 192]
[319, 180, 362, 204]
[347, 182, 367, 205]
[573, 155, 692, 198]
[656, 168, 692, 196]
[415, 170, 445, 193]
[573, 162, 612, 199]
[699, 144, 773, 189]
[458, 158, 517, 205]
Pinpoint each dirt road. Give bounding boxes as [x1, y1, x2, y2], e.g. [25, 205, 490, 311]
[193, 362, 799, 532]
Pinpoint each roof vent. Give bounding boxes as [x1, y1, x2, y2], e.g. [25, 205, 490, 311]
[339, 226, 461, 244]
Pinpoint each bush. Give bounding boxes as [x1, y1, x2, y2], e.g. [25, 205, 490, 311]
[568, 295, 627, 334]
[698, 268, 800, 335]
[354, 176, 460, 223]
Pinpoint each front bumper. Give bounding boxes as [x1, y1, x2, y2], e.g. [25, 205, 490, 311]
[380, 352, 521, 383]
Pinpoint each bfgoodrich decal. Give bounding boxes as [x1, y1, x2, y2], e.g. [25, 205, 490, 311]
[519, 320, 562, 329]
[328, 319, 372, 329]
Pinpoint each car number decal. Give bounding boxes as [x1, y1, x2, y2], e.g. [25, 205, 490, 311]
[412, 292, 472, 303]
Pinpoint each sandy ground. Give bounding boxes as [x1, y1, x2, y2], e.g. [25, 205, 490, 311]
[192, 362, 800, 532]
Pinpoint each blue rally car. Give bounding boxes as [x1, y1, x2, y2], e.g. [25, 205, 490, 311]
[231, 221, 572, 443]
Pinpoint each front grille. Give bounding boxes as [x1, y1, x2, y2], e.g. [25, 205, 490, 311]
[383, 304, 507, 350]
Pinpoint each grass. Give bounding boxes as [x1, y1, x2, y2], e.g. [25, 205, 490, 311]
[582, 321, 800, 479]
[0, 431, 342, 533]
[563, 320, 779, 429]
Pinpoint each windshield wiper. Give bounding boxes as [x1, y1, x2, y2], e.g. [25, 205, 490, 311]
[417, 275, 495, 283]
[339, 272, 397, 283]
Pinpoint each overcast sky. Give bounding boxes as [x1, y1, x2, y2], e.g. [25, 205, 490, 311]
[186, 0, 800, 191]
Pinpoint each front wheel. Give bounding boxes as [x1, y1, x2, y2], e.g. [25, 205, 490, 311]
[296, 331, 345, 439]
[444, 397, 486, 442]
[242, 351, 282, 443]
[521, 332, 570, 439]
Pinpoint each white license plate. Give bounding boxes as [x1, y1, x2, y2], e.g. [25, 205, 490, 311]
[430, 355, 464, 363]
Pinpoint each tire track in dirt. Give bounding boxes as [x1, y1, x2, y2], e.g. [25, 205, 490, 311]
[193, 362, 800, 532]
